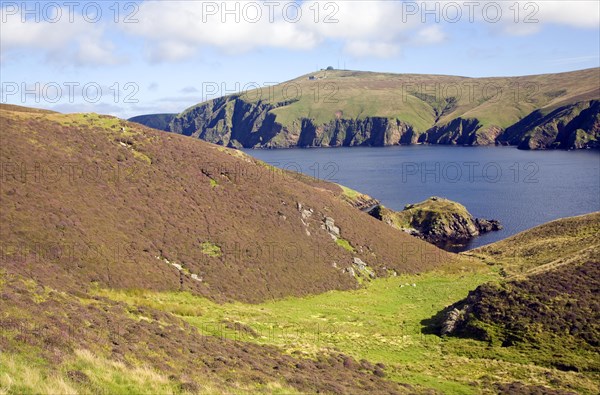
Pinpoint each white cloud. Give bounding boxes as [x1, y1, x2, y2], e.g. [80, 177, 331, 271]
[0, 7, 123, 66]
[412, 25, 447, 45]
[439, 1, 600, 36]
[122, 1, 321, 62]
[180, 86, 199, 93]
[535, 1, 599, 28]
[122, 1, 432, 61]
[1, 0, 598, 65]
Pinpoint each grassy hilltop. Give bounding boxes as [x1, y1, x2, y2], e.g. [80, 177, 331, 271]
[132, 68, 600, 150]
[1, 104, 599, 394]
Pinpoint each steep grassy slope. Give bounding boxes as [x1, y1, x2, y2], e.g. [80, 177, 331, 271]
[464, 212, 600, 275]
[132, 68, 600, 149]
[0, 104, 451, 304]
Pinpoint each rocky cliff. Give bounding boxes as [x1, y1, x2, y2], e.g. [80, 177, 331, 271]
[167, 95, 419, 148]
[154, 97, 600, 150]
[498, 100, 600, 149]
[129, 68, 600, 150]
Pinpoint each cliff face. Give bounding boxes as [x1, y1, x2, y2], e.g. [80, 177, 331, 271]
[416, 117, 503, 146]
[159, 95, 599, 150]
[168, 96, 418, 148]
[498, 100, 600, 150]
[296, 117, 417, 147]
[169, 96, 285, 148]
[128, 68, 600, 150]
[166, 96, 493, 149]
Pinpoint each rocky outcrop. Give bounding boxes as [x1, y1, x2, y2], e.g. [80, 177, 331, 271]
[322, 216, 340, 239]
[475, 218, 503, 233]
[345, 257, 376, 280]
[440, 306, 470, 336]
[369, 197, 502, 246]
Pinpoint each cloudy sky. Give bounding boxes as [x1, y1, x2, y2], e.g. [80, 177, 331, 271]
[1, 0, 599, 118]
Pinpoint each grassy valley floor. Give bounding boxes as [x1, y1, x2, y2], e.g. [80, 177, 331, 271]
[93, 259, 597, 394]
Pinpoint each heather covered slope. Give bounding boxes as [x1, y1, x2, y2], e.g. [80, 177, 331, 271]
[0, 104, 450, 303]
[431, 213, 600, 376]
[132, 68, 600, 149]
[0, 104, 455, 394]
[2, 105, 599, 394]
[0, 271, 410, 394]
[464, 212, 600, 275]
[440, 261, 599, 372]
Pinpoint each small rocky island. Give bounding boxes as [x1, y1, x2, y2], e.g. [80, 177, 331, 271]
[369, 197, 502, 248]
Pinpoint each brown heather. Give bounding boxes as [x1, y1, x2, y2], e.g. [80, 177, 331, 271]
[0, 103, 450, 303]
[0, 103, 458, 393]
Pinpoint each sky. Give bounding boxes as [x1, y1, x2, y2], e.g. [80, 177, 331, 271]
[1, 0, 599, 119]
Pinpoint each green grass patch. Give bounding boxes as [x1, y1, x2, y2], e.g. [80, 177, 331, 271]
[335, 237, 355, 253]
[131, 149, 152, 165]
[200, 241, 222, 257]
[95, 266, 599, 394]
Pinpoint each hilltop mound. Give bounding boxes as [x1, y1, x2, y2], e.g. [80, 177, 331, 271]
[370, 197, 501, 247]
[439, 260, 599, 372]
[0, 103, 57, 114]
[0, 106, 450, 304]
[130, 68, 600, 150]
[430, 213, 600, 373]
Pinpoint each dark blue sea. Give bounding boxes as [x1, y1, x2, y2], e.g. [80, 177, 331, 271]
[244, 145, 600, 251]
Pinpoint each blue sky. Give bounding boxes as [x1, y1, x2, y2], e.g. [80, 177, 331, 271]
[1, 0, 599, 118]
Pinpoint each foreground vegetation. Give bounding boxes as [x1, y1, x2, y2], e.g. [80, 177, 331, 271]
[93, 260, 597, 394]
[1, 105, 598, 394]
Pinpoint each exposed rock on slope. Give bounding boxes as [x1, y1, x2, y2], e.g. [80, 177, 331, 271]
[369, 197, 502, 246]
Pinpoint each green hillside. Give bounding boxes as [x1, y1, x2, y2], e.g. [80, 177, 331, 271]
[131, 68, 600, 149]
